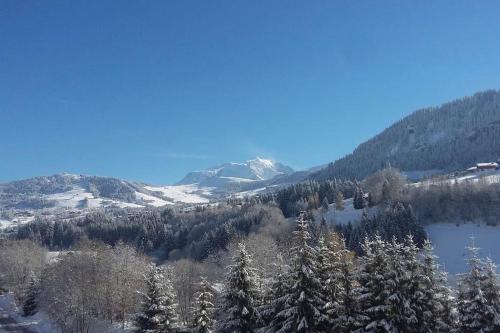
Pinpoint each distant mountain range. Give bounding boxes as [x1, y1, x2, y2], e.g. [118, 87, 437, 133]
[0, 158, 297, 217]
[3, 90, 500, 223]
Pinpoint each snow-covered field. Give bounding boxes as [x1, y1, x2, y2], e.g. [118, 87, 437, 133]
[322, 198, 377, 226]
[144, 184, 213, 204]
[425, 222, 500, 276]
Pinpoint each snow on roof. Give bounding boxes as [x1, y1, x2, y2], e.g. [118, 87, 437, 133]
[477, 162, 498, 168]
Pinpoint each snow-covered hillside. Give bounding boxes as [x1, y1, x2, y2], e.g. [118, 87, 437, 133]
[414, 168, 500, 188]
[426, 222, 500, 276]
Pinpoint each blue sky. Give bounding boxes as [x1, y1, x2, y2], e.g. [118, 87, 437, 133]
[2, 1, 500, 184]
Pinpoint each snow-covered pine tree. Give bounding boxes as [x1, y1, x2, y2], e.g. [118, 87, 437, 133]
[395, 235, 422, 332]
[260, 254, 289, 333]
[22, 273, 39, 316]
[353, 186, 366, 210]
[331, 237, 364, 333]
[356, 235, 396, 332]
[335, 192, 345, 211]
[418, 239, 456, 332]
[481, 258, 500, 332]
[457, 241, 492, 333]
[160, 267, 179, 333]
[135, 265, 178, 333]
[192, 277, 215, 333]
[271, 213, 329, 333]
[217, 243, 260, 333]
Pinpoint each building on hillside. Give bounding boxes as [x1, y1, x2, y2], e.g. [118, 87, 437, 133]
[467, 162, 499, 173]
[477, 162, 498, 171]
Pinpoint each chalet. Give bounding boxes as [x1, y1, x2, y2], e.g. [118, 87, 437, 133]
[477, 162, 498, 171]
[467, 162, 499, 173]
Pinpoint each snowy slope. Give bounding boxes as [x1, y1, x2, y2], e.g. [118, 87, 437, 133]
[144, 184, 213, 204]
[414, 168, 500, 188]
[315, 198, 377, 226]
[426, 222, 500, 276]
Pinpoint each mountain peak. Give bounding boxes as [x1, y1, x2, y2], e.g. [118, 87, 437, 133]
[176, 157, 294, 187]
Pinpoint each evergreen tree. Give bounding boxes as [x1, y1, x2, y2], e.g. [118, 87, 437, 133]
[22, 273, 39, 317]
[481, 258, 500, 332]
[217, 243, 260, 333]
[335, 192, 345, 211]
[353, 186, 366, 210]
[192, 277, 215, 333]
[136, 265, 178, 333]
[418, 239, 456, 333]
[261, 254, 289, 333]
[331, 237, 364, 333]
[271, 213, 329, 333]
[457, 242, 492, 332]
[160, 268, 179, 333]
[356, 235, 395, 332]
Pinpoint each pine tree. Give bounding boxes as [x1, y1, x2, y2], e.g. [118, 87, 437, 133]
[481, 258, 500, 332]
[356, 235, 395, 332]
[22, 273, 39, 317]
[331, 237, 364, 333]
[261, 254, 289, 332]
[418, 239, 456, 333]
[136, 265, 178, 333]
[217, 243, 260, 333]
[335, 192, 345, 211]
[457, 241, 492, 332]
[353, 186, 366, 210]
[192, 277, 215, 333]
[160, 268, 179, 333]
[271, 213, 329, 333]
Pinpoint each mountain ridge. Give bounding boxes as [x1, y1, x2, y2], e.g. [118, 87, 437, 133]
[310, 89, 500, 181]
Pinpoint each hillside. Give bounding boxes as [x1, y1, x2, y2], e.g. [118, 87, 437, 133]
[311, 90, 500, 181]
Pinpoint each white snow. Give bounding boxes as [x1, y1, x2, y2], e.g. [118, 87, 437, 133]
[321, 198, 376, 226]
[425, 222, 500, 276]
[413, 169, 500, 188]
[134, 191, 171, 207]
[144, 184, 213, 204]
[0, 219, 15, 230]
[0, 292, 133, 333]
[45, 187, 94, 208]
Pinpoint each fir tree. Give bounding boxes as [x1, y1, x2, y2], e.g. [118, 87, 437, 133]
[22, 273, 39, 317]
[271, 213, 329, 333]
[335, 192, 345, 211]
[457, 241, 492, 333]
[261, 254, 289, 333]
[217, 243, 260, 333]
[331, 237, 364, 333]
[353, 186, 366, 210]
[481, 258, 500, 332]
[136, 265, 178, 333]
[356, 235, 395, 332]
[192, 277, 215, 333]
[418, 239, 456, 333]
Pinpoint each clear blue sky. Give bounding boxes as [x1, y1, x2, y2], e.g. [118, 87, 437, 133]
[2, 1, 500, 184]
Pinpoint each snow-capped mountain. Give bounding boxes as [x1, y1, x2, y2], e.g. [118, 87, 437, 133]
[176, 157, 294, 188]
[0, 158, 296, 229]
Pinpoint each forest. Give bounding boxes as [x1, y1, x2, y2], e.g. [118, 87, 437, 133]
[2, 213, 500, 333]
